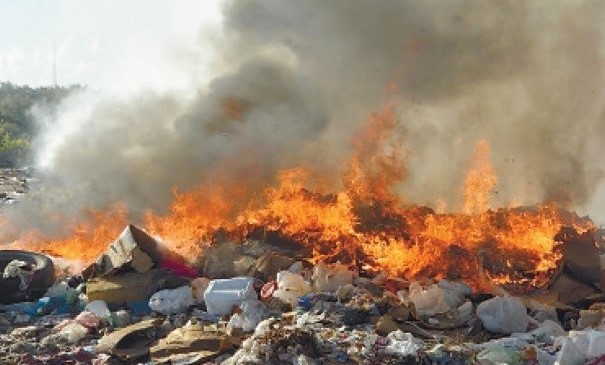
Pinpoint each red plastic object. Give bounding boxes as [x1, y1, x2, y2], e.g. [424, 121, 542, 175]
[260, 281, 278, 301]
[160, 258, 198, 278]
[384, 279, 399, 294]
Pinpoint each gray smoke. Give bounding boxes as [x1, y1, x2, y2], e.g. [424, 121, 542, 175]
[224, 0, 605, 212]
[5, 0, 605, 236]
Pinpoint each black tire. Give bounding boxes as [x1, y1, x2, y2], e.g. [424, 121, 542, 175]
[0, 250, 55, 304]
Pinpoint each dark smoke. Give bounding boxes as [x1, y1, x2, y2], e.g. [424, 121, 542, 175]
[5, 0, 605, 235]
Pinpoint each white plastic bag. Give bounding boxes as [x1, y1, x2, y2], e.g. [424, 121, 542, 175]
[312, 263, 353, 292]
[477, 345, 522, 365]
[273, 271, 311, 307]
[59, 322, 89, 344]
[149, 286, 194, 315]
[456, 301, 474, 322]
[227, 299, 267, 332]
[586, 330, 605, 358]
[85, 300, 111, 318]
[407, 280, 471, 316]
[3, 260, 31, 290]
[528, 300, 558, 323]
[555, 337, 586, 365]
[476, 296, 529, 334]
[384, 330, 424, 356]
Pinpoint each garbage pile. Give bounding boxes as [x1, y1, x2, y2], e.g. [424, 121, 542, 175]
[1, 224, 605, 364]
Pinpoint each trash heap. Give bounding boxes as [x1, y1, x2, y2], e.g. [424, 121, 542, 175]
[1, 224, 605, 364]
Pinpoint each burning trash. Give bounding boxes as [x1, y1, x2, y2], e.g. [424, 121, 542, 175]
[0, 128, 604, 364]
[2, 1, 605, 363]
[0, 217, 602, 364]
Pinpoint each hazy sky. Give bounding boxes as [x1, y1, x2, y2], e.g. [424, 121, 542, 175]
[0, 0, 222, 93]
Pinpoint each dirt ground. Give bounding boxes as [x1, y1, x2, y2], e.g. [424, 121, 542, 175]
[0, 168, 32, 209]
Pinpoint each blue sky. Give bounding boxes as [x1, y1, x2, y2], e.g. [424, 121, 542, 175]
[0, 0, 222, 92]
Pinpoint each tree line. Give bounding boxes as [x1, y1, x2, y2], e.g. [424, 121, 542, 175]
[0, 82, 82, 167]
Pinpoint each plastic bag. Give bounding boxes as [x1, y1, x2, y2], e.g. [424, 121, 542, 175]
[528, 300, 558, 323]
[456, 301, 474, 322]
[149, 286, 194, 315]
[107, 310, 131, 328]
[312, 263, 353, 293]
[407, 280, 471, 316]
[556, 337, 586, 365]
[477, 345, 522, 365]
[273, 271, 311, 307]
[85, 300, 110, 318]
[288, 261, 304, 273]
[44, 281, 70, 297]
[587, 330, 605, 358]
[3, 260, 33, 290]
[53, 310, 101, 333]
[58, 322, 89, 344]
[227, 299, 267, 332]
[26, 296, 70, 316]
[476, 296, 529, 334]
[384, 330, 424, 356]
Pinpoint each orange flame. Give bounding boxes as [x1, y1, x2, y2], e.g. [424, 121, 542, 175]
[1, 105, 593, 292]
[463, 140, 497, 214]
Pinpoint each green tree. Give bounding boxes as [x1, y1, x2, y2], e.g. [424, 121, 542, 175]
[0, 82, 82, 166]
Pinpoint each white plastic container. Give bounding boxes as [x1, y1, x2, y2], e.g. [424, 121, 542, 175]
[587, 330, 605, 358]
[203, 277, 257, 316]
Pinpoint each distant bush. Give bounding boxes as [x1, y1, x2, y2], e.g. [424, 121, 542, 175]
[0, 122, 28, 152]
[0, 82, 82, 166]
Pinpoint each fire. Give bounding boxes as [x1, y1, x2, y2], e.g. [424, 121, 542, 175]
[1, 105, 594, 292]
[144, 183, 246, 259]
[463, 140, 497, 214]
[6, 205, 128, 263]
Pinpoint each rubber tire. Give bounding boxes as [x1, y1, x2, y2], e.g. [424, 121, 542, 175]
[0, 250, 55, 304]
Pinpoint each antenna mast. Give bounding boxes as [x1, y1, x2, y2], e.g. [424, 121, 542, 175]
[53, 41, 57, 87]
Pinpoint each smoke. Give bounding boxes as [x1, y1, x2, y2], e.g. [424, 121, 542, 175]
[4, 0, 605, 235]
[224, 0, 605, 212]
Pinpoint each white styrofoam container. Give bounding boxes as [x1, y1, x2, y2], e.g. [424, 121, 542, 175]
[203, 277, 257, 316]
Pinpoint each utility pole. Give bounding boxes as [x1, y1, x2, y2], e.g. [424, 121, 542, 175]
[53, 41, 57, 87]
